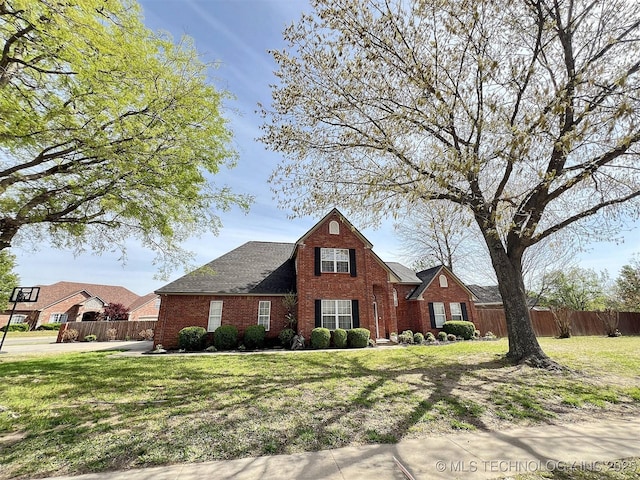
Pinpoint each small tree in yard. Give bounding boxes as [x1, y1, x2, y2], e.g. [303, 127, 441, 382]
[549, 306, 572, 339]
[261, 0, 640, 368]
[597, 309, 621, 337]
[100, 303, 129, 321]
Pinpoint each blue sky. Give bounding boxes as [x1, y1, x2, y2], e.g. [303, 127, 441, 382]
[10, 0, 640, 295]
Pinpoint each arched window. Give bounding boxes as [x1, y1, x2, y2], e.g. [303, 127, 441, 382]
[329, 220, 340, 235]
[439, 274, 448, 287]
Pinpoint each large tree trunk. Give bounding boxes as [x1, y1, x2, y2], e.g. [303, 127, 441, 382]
[481, 231, 563, 369]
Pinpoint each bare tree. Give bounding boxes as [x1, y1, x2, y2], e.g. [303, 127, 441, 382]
[261, 0, 640, 368]
[395, 202, 475, 271]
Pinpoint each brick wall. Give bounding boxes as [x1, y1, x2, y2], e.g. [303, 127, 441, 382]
[295, 211, 394, 339]
[153, 294, 287, 348]
[395, 269, 479, 335]
[40, 292, 92, 325]
[129, 299, 160, 321]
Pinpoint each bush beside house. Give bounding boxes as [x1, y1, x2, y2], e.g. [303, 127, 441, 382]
[243, 324, 266, 350]
[347, 328, 370, 348]
[214, 325, 239, 351]
[311, 327, 331, 349]
[178, 326, 207, 351]
[442, 321, 476, 340]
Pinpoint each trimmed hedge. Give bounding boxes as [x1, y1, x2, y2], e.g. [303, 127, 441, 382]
[333, 328, 348, 348]
[178, 326, 207, 351]
[347, 328, 370, 348]
[244, 324, 266, 350]
[310, 327, 331, 349]
[442, 321, 476, 340]
[0, 323, 29, 332]
[214, 325, 239, 351]
[37, 324, 61, 331]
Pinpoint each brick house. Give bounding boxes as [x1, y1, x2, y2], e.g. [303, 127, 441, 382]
[0, 282, 160, 329]
[154, 209, 478, 348]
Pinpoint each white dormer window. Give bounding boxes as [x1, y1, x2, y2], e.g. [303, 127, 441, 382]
[439, 274, 448, 287]
[329, 220, 340, 235]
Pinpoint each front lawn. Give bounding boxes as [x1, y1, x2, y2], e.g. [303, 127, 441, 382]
[0, 337, 638, 479]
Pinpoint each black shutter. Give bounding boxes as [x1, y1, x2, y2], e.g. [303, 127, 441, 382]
[351, 299, 360, 328]
[428, 302, 436, 329]
[314, 247, 321, 276]
[315, 300, 322, 328]
[349, 249, 357, 277]
[461, 303, 468, 321]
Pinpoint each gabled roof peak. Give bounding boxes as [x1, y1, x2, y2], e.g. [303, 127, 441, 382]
[295, 208, 373, 248]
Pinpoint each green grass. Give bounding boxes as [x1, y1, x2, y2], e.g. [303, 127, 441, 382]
[0, 336, 638, 479]
[1, 330, 58, 338]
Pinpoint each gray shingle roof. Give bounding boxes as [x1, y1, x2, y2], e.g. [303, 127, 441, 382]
[407, 265, 444, 300]
[385, 262, 422, 283]
[156, 242, 296, 295]
[467, 285, 503, 304]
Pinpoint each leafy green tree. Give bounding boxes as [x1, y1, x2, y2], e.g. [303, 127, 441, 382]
[541, 267, 609, 311]
[0, 251, 19, 311]
[616, 257, 640, 312]
[0, 0, 250, 276]
[261, 0, 640, 368]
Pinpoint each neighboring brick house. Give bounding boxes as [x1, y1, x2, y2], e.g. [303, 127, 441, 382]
[154, 209, 478, 348]
[0, 282, 160, 329]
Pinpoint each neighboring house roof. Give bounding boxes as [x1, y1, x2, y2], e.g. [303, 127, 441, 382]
[385, 262, 422, 284]
[127, 293, 159, 312]
[12, 281, 141, 311]
[467, 285, 503, 305]
[156, 241, 297, 295]
[467, 284, 540, 308]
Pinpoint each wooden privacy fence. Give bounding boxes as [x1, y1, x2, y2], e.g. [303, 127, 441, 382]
[475, 309, 640, 337]
[56, 320, 157, 343]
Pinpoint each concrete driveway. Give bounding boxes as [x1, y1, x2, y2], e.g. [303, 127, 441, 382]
[0, 334, 152, 357]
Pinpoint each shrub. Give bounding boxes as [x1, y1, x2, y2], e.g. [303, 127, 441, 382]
[437, 331, 448, 342]
[36, 323, 60, 331]
[178, 326, 207, 351]
[214, 325, 239, 351]
[244, 324, 266, 350]
[0, 323, 29, 332]
[473, 329, 481, 339]
[139, 328, 154, 341]
[84, 334, 97, 342]
[484, 331, 497, 340]
[442, 321, 476, 340]
[397, 330, 414, 344]
[425, 332, 436, 343]
[347, 328, 370, 348]
[106, 328, 117, 341]
[310, 327, 331, 349]
[333, 328, 348, 348]
[446, 333, 457, 342]
[413, 332, 424, 344]
[278, 328, 296, 348]
[61, 328, 78, 342]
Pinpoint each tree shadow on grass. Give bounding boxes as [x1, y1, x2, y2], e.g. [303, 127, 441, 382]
[0, 347, 595, 478]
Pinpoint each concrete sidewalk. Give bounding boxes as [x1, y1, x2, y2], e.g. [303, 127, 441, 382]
[43, 417, 640, 480]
